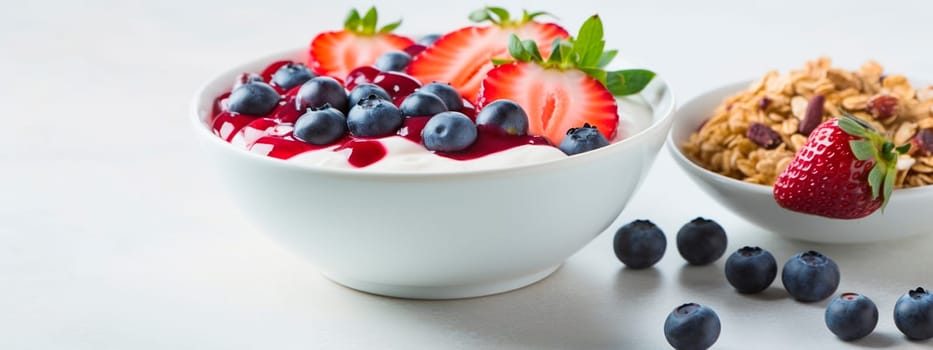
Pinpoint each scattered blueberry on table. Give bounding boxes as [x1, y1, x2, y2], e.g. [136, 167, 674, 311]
[824, 293, 879, 341]
[676, 217, 728, 265]
[613, 219, 666, 269]
[664, 303, 721, 350]
[781, 250, 840, 302]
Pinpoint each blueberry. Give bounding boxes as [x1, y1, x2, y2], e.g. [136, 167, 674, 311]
[293, 106, 347, 145]
[558, 123, 610, 155]
[664, 303, 721, 350]
[296, 77, 349, 114]
[676, 217, 728, 266]
[417, 33, 442, 46]
[825, 293, 878, 341]
[233, 72, 264, 90]
[781, 250, 840, 302]
[475, 99, 529, 136]
[894, 287, 933, 340]
[374, 50, 411, 72]
[400, 91, 448, 117]
[421, 112, 477, 152]
[613, 220, 666, 269]
[227, 82, 281, 116]
[724, 246, 777, 293]
[271, 62, 315, 90]
[348, 83, 392, 108]
[419, 82, 464, 111]
[347, 96, 404, 138]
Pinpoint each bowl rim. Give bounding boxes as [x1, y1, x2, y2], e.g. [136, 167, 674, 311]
[190, 46, 677, 179]
[666, 77, 933, 199]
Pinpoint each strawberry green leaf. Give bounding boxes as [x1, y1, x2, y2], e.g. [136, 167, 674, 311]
[837, 113, 877, 138]
[596, 50, 618, 68]
[882, 165, 897, 210]
[580, 67, 607, 85]
[522, 10, 556, 22]
[574, 15, 605, 67]
[896, 143, 911, 154]
[507, 34, 531, 62]
[522, 39, 543, 62]
[344, 9, 361, 30]
[486, 7, 510, 23]
[378, 20, 402, 34]
[491, 58, 515, 65]
[882, 141, 894, 158]
[849, 140, 876, 161]
[867, 164, 884, 200]
[547, 38, 563, 64]
[361, 7, 378, 34]
[469, 8, 492, 23]
[606, 69, 655, 96]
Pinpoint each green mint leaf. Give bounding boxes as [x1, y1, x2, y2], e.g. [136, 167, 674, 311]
[849, 140, 876, 161]
[867, 163, 885, 200]
[507, 34, 530, 61]
[579, 67, 607, 85]
[344, 9, 361, 31]
[522, 39, 543, 62]
[361, 7, 378, 34]
[837, 116, 871, 138]
[378, 20, 402, 34]
[486, 7, 510, 23]
[596, 50, 618, 68]
[491, 58, 515, 65]
[606, 69, 655, 96]
[574, 15, 605, 67]
[469, 8, 492, 23]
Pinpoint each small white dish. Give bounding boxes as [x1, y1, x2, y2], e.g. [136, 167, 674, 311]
[191, 47, 676, 299]
[668, 80, 933, 244]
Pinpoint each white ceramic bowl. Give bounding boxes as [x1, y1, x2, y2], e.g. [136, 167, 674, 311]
[668, 80, 933, 244]
[191, 47, 676, 299]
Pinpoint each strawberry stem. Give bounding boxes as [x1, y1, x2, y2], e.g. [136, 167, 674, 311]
[837, 112, 910, 211]
[343, 7, 402, 36]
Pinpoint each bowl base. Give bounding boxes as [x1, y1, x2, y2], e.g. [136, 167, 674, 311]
[322, 265, 560, 300]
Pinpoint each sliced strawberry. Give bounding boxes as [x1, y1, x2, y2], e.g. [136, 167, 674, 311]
[309, 7, 414, 79]
[407, 10, 567, 103]
[479, 62, 617, 145]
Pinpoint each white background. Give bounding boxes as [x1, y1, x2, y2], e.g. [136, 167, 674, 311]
[3, 0, 933, 348]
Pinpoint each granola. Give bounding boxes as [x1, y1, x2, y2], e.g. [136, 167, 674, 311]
[682, 57, 933, 188]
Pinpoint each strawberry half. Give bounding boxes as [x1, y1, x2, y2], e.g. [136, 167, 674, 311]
[773, 115, 910, 219]
[407, 7, 569, 103]
[477, 15, 655, 145]
[309, 7, 414, 79]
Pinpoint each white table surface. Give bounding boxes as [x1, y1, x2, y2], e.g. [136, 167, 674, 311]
[3, 0, 933, 348]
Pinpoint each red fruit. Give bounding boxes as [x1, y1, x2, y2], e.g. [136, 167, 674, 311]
[407, 21, 567, 103]
[308, 8, 414, 79]
[478, 62, 617, 145]
[773, 116, 908, 219]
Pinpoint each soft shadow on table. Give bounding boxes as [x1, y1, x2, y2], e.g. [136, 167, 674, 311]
[676, 263, 725, 291]
[847, 331, 900, 348]
[362, 264, 645, 349]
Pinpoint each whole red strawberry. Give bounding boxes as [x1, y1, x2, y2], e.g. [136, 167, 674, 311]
[773, 115, 909, 219]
